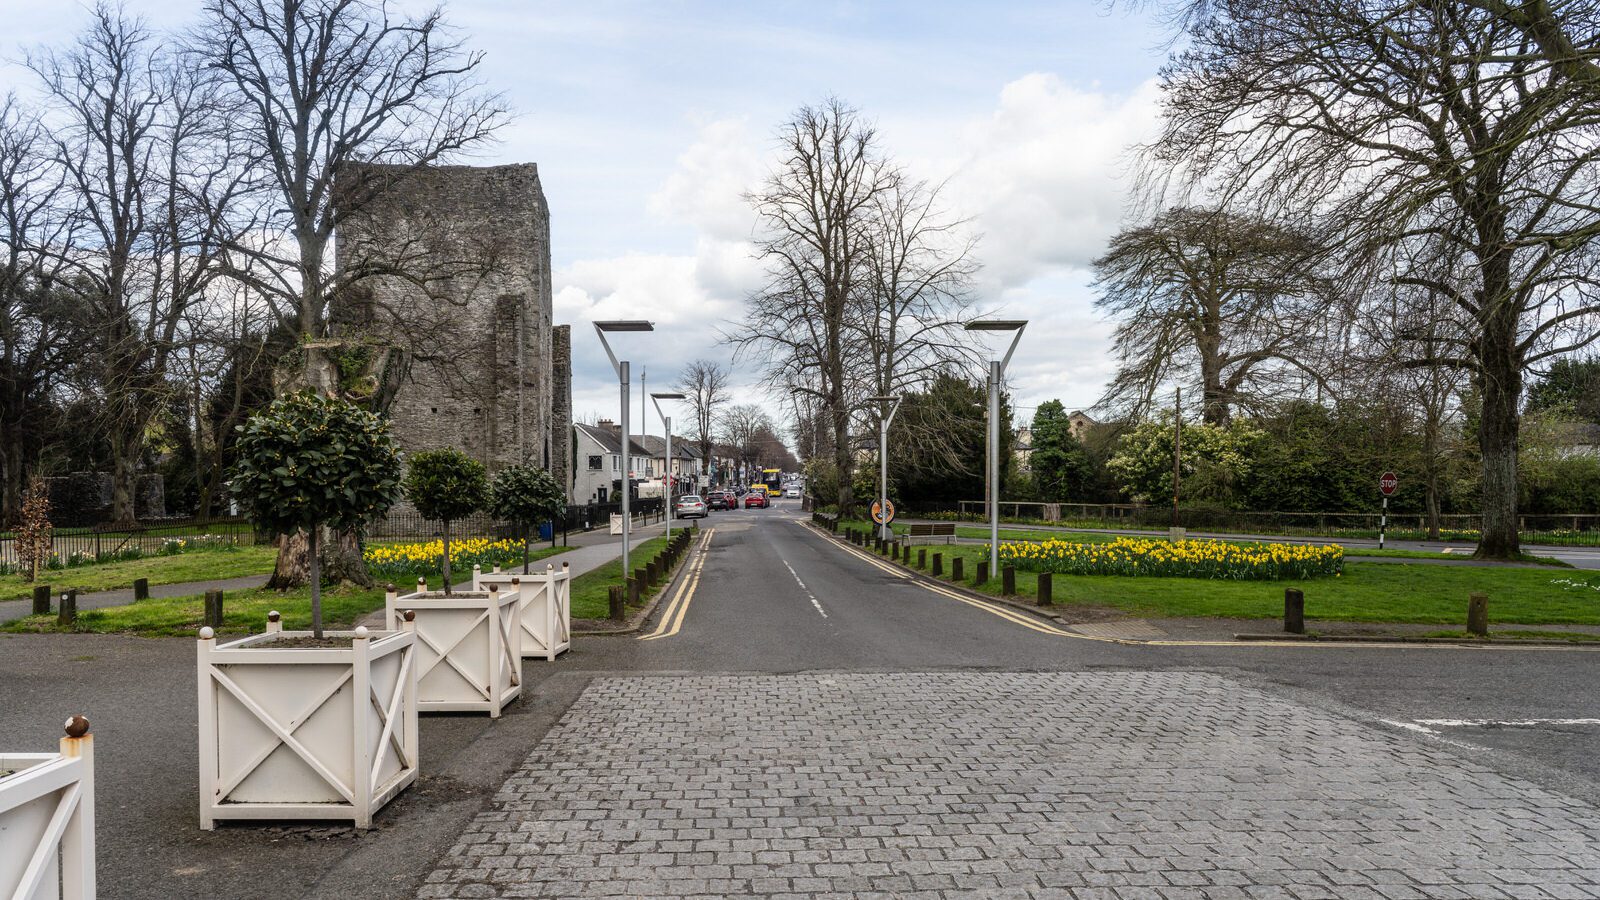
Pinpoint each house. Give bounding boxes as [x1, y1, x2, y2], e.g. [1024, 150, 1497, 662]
[1014, 426, 1034, 472]
[1067, 410, 1098, 441]
[571, 421, 651, 505]
[634, 435, 703, 493]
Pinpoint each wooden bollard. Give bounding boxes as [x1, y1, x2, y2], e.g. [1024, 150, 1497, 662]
[32, 584, 51, 615]
[608, 585, 625, 621]
[932, 553, 943, 577]
[58, 589, 77, 627]
[917, 549, 927, 569]
[951, 557, 965, 582]
[972, 562, 987, 588]
[1037, 572, 1053, 607]
[628, 576, 641, 607]
[635, 567, 649, 592]
[1284, 588, 1305, 634]
[1468, 591, 1489, 637]
[133, 577, 149, 601]
[204, 589, 225, 628]
[647, 559, 660, 586]
[1002, 566, 1016, 596]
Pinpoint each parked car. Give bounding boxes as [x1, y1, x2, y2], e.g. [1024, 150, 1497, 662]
[743, 491, 769, 509]
[674, 495, 707, 519]
[784, 487, 801, 498]
[706, 492, 731, 510]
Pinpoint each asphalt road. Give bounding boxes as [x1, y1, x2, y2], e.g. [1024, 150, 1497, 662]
[2, 498, 1597, 898]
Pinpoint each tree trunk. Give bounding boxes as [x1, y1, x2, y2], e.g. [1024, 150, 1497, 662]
[266, 530, 312, 589]
[266, 526, 371, 590]
[1425, 475, 1442, 541]
[441, 522, 453, 596]
[109, 427, 139, 525]
[832, 400, 854, 516]
[0, 439, 21, 527]
[1474, 310, 1522, 560]
[308, 527, 323, 640]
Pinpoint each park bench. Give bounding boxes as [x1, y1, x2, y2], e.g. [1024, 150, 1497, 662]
[905, 522, 957, 544]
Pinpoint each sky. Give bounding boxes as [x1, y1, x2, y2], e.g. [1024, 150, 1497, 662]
[0, 0, 1174, 441]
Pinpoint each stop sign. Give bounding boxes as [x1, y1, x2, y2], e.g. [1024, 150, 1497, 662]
[1379, 471, 1398, 496]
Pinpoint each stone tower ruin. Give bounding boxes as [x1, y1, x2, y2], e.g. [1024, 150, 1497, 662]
[334, 163, 572, 493]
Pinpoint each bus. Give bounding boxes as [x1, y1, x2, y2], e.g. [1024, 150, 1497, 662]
[762, 468, 783, 498]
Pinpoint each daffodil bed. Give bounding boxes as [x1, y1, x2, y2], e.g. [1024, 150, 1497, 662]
[990, 537, 1343, 580]
[364, 538, 549, 579]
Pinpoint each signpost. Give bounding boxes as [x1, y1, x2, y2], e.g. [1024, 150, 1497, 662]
[1379, 471, 1398, 550]
[870, 499, 896, 527]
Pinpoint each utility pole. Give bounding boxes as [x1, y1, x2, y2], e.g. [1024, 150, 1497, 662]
[1171, 387, 1182, 534]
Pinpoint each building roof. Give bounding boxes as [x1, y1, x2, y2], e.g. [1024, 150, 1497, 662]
[634, 435, 701, 460]
[574, 422, 650, 457]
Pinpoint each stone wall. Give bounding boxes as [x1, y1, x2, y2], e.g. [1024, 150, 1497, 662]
[551, 324, 572, 497]
[334, 164, 565, 493]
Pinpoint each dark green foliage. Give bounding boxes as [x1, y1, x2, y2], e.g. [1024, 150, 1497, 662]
[1029, 400, 1096, 502]
[889, 373, 1013, 509]
[489, 464, 565, 528]
[229, 392, 402, 536]
[1527, 356, 1600, 424]
[403, 448, 490, 524]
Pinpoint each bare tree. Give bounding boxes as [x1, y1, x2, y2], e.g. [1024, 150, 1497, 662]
[734, 98, 896, 515]
[0, 95, 74, 524]
[1147, 0, 1600, 558]
[29, 5, 244, 523]
[676, 359, 730, 486]
[1092, 206, 1334, 425]
[718, 403, 778, 478]
[201, 0, 508, 584]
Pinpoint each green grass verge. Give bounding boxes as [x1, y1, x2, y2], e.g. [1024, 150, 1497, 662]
[0, 546, 280, 602]
[839, 519, 1569, 566]
[570, 535, 676, 620]
[889, 541, 1600, 625]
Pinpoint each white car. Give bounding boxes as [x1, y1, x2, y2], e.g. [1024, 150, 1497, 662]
[785, 487, 801, 498]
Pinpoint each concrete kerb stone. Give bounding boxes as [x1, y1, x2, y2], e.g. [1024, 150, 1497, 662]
[575, 534, 701, 636]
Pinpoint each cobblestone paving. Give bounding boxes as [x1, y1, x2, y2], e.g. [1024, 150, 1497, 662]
[422, 672, 1600, 899]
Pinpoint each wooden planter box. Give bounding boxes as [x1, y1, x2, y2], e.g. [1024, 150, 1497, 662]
[196, 619, 418, 830]
[385, 585, 522, 717]
[1, 720, 95, 899]
[474, 564, 572, 661]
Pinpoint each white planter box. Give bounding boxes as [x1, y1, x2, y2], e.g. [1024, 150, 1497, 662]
[196, 619, 418, 830]
[474, 563, 572, 660]
[1, 720, 95, 900]
[385, 584, 522, 717]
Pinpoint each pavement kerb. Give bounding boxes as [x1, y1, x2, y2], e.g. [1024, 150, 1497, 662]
[574, 526, 703, 636]
[804, 522, 1600, 653]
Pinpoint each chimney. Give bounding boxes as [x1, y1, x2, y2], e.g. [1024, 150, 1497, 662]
[597, 418, 618, 435]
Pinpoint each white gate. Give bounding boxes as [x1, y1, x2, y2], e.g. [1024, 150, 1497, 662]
[0, 717, 95, 900]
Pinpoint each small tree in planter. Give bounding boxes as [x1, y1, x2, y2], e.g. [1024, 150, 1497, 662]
[230, 393, 402, 638]
[490, 464, 566, 573]
[403, 448, 489, 595]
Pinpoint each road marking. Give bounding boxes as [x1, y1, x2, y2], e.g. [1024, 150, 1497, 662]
[638, 529, 714, 641]
[1393, 718, 1600, 734]
[781, 559, 828, 618]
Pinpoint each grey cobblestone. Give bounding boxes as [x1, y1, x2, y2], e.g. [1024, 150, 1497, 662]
[421, 672, 1600, 898]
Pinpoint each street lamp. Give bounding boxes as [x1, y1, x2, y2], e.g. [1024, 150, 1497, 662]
[651, 391, 686, 540]
[965, 319, 1027, 577]
[594, 320, 654, 583]
[865, 395, 902, 540]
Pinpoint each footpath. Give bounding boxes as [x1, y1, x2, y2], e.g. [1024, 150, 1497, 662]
[0, 519, 679, 625]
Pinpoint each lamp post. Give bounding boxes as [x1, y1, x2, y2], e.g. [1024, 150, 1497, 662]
[594, 320, 654, 583]
[965, 319, 1027, 577]
[865, 395, 903, 541]
[651, 391, 686, 540]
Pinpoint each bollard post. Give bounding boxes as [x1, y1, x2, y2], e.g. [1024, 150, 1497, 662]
[1002, 566, 1016, 596]
[647, 559, 660, 587]
[972, 562, 987, 588]
[1037, 572, 1053, 607]
[628, 577, 641, 607]
[32, 584, 51, 615]
[58, 589, 77, 627]
[1468, 592, 1489, 637]
[932, 553, 943, 577]
[917, 548, 927, 569]
[608, 585, 625, 621]
[204, 589, 225, 628]
[133, 577, 149, 601]
[1284, 588, 1305, 634]
[266, 610, 282, 634]
[951, 557, 965, 582]
[636, 567, 649, 593]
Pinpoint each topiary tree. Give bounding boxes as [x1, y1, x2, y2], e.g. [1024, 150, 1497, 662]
[403, 448, 489, 595]
[489, 464, 566, 573]
[230, 393, 402, 638]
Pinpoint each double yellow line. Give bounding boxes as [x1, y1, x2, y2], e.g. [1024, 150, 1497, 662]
[639, 528, 714, 641]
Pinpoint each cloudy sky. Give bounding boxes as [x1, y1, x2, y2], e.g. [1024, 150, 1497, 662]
[1, 0, 1172, 440]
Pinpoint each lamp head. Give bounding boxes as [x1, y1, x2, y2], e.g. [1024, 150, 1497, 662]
[865, 395, 900, 403]
[964, 319, 1027, 332]
[651, 392, 686, 400]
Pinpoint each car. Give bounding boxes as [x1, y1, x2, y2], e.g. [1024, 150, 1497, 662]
[784, 487, 801, 498]
[743, 491, 769, 509]
[674, 494, 707, 519]
[706, 492, 731, 510]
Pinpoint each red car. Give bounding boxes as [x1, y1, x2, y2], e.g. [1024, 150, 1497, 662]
[743, 491, 769, 509]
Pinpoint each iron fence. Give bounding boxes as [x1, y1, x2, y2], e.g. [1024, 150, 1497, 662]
[0, 517, 255, 566]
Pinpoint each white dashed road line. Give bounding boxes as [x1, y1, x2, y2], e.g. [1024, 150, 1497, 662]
[783, 558, 828, 618]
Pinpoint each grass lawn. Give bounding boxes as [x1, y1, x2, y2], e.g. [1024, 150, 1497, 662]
[840, 519, 1568, 566]
[0, 546, 280, 603]
[893, 540, 1600, 625]
[570, 536, 675, 620]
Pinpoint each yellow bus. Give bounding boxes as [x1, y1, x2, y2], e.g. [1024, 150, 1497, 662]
[762, 468, 783, 498]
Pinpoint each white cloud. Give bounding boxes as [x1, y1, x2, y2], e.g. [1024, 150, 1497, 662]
[647, 117, 765, 242]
